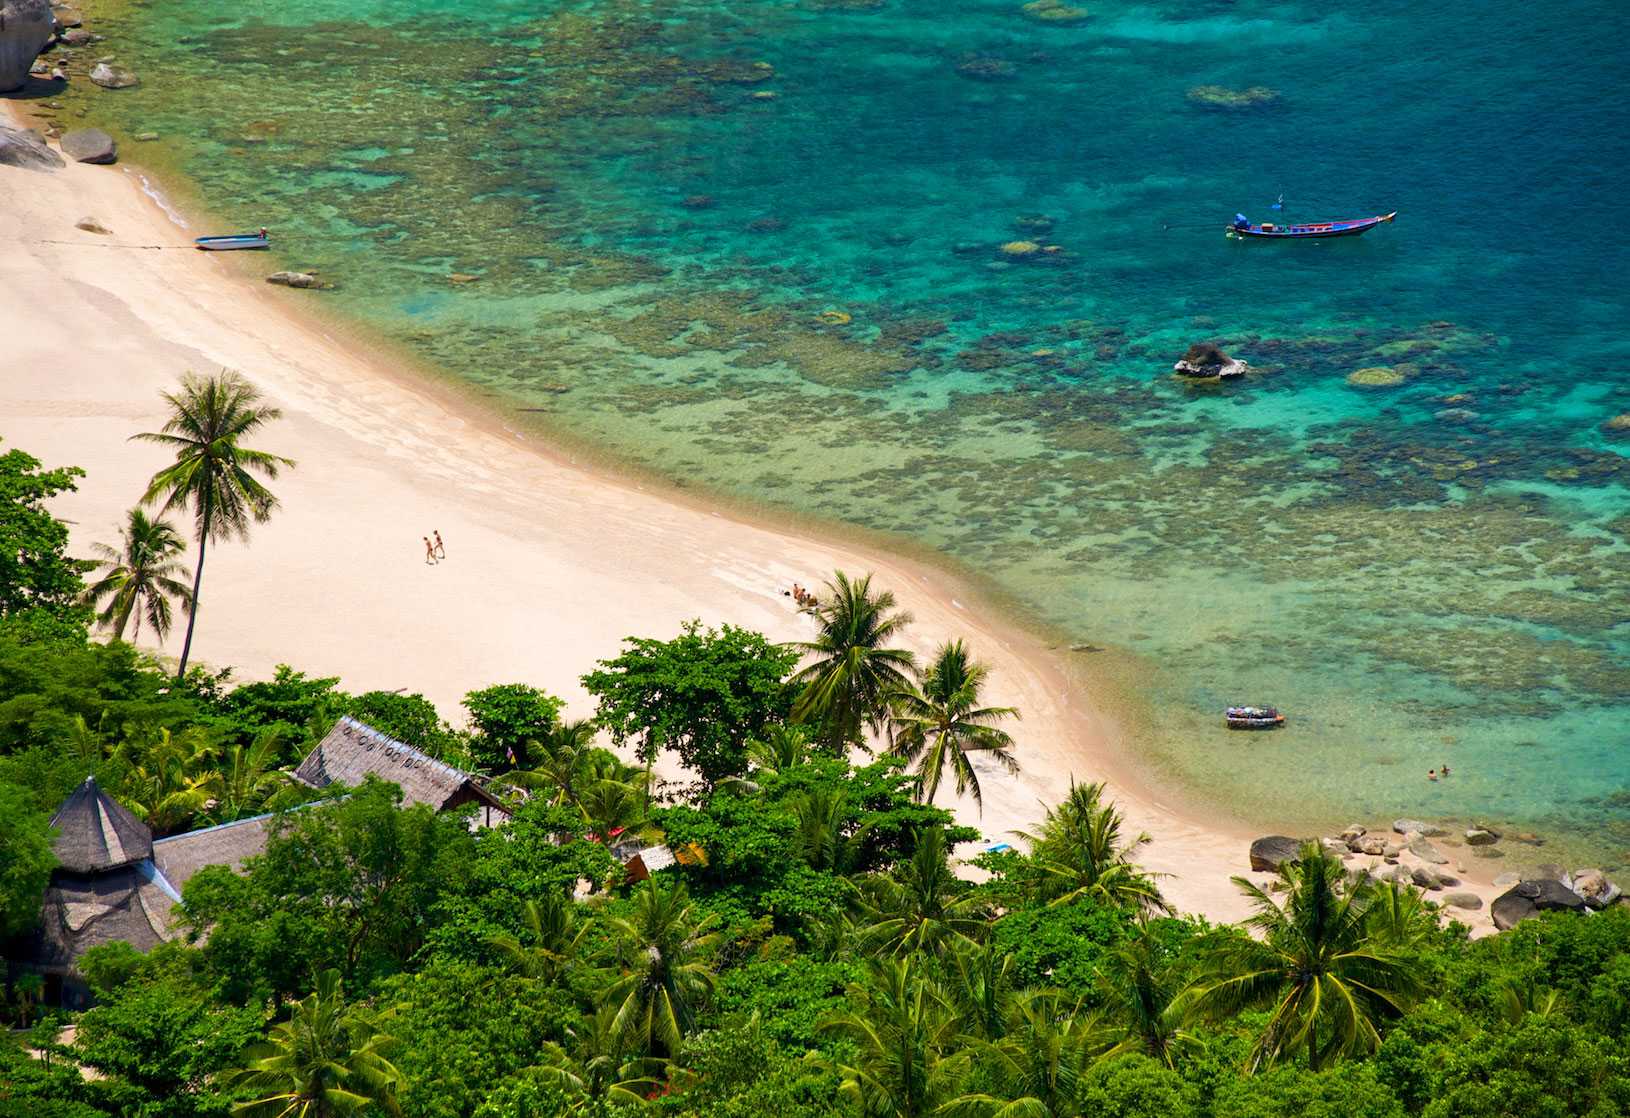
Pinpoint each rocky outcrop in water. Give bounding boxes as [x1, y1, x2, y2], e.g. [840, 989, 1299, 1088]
[0, 0, 53, 92]
[266, 271, 326, 289]
[89, 61, 138, 89]
[59, 127, 116, 164]
[1173, 342, 1246, 379]
[0, 122, 64, 170]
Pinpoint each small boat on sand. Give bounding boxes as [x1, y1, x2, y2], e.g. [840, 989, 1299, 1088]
[1227, 212, 1395, 240]
[1226, 705, 1285, 730]
[195, 228, 270, 251]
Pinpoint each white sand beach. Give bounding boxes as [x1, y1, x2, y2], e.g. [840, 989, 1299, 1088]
[0, 112, 1508, 929]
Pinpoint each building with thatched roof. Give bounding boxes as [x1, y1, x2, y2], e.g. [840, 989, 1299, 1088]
[294, 715, 508, 826]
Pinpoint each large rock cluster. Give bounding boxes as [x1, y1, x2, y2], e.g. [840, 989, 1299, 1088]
[0, 0, 53, 92]
[0, 122, 64, 170]
[1173, 341, 1247, 380]
[1492, 866, 1622, 930]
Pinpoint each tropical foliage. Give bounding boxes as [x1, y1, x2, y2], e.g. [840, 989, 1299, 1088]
[80, 507, 195, 644]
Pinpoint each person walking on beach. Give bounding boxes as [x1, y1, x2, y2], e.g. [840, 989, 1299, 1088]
[433, 530, 446, 560]
[424, 536, 437, 565]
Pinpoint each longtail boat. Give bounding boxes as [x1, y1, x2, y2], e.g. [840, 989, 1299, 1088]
[195, 228, 270, 251]
[1226, 705, 1285, 730]
[1227, 212, 1395, 240]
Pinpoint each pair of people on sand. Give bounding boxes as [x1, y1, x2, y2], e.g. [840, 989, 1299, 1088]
[423, 530, 446, 565]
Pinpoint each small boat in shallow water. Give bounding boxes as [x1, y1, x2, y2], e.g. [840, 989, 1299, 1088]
[1228, 212, 1395, 240]
[195, 228, 269, 251]
[1226, 705, 1285, 730]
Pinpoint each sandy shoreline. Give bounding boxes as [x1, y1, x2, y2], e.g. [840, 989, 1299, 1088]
[1, 105, 1512, 930]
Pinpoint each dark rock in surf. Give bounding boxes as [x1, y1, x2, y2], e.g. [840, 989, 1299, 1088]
[0, 0, 54, 92]
[1173, 341, 1246, 379]
[59, 127, 115, 164]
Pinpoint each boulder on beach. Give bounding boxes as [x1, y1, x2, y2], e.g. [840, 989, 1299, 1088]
[266, 271, 325, 289]
[1464, 827, 1498, 846]
[1572, 869, 1622, 910]
[1249, 835, 1303, 872]
[1408, 836, 1449, 864]
[59, 127, 116, 164]
[0, 122, 65, 170]
[89, 61, 139, 89]
[1491, 887, 1537, 930]
[50, 3, 82, 27]
[0, 0, 54, 93]
[1442, 891, 1483, 910]
[1392, 818, 1445, 837]
[1348, 833, 1388, 856]
[1173, 342, 1246, 379]
[75, 216, 111, 234]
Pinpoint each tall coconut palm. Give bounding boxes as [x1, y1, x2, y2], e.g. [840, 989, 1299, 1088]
[487, 891, 591, 985]
[533, 1005, 660, 1114]
[603, 876, 720, 1057]
[1017, 781, 1170, 919]
[133, 370, 294, 679]
[1181, 842, 1425, 1072]
[230, 969, 403, 1117]
[887, 640, 1019, 811]
[856, 828, 988, 958]
[791, 571, 916, 751]
[940, 989, 1099, 1118]
[816, 957, 963, 1118]
[80, 507, 194, 644]
[1093, 934, 1199, 1068]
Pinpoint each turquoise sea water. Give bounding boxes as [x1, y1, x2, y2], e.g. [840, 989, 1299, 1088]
[48, 0, 1630, 862]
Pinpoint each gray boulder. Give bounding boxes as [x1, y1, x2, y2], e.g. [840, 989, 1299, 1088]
[1442, 892, 1483, 910]
[1408, 836, 1449, 865]
[1509, 878, 1587, 913]
[1349, 833, 1388, 856]
[1492, 887, 1537, 930]
[1410, 866, 1445, 890]
[1173, 341, 1247, 379]
[1249, 835, 1303, 872]
[1464, 828, 1499, 846]
[0, 0, 53, 92]
[59, 127, 116, 164]
[1393, 818, 1446, 837]
[1492, 872, 1521, 887]
[266, 271, 325, 289]
[0, 122, 64, 170]
[1570, 870, 1620, 910]
[89, 61, 138, 89]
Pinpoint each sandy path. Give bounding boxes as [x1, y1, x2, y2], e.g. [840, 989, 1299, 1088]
[0, 118, 1508, 929]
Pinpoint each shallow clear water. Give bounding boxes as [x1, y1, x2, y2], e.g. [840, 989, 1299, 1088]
[51, 0, 1630, 863]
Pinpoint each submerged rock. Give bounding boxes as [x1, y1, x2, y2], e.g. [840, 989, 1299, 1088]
[1249, 835, 1303, 872]
[1187, 84, 1279, 109]
[1000, 240, 1041, 258]
[0, 0, 54, 93]
[89, 61, 138, 89]
[1022, 0, 1089, 23]
[1392, 818, 1445, 836]
[0, 123, 64, 170]
[266, 271, 325, 289]
[1464, 827, 1499, 846]
[1173, 341, 1246, 379]
[1603, 413, 1630, 437]
[59, 127, 115, 164]
[956, 56, 1017, 81]
[1347, 365, 1407, 388]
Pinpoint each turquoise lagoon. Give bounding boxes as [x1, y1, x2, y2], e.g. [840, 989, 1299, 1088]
[57, 0, 1630, 861]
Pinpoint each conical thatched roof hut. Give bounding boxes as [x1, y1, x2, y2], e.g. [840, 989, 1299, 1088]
[48, 775, 153, 873]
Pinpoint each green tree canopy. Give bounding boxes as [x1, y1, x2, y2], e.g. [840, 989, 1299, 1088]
[0, 781, 56, 941]
[462, 683, 566, 773]
[584, 621, 798, 787]
[0, 441, 86, 627]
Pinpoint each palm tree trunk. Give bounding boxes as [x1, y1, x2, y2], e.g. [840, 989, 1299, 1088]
[175, 508, 210, 680]
[113, 595, 134, 643]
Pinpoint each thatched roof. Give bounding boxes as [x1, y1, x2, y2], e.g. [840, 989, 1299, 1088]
[48, 776, 153, 873]
[33, 866, 176, 975]
[295, 716, 503, 812]
[152, 813, 277, 895]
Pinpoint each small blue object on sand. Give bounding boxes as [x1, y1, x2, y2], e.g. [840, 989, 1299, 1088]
[984, 841, 1012, 853]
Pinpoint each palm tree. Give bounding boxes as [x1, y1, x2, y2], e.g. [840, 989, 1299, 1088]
[856, 828, 988, 958]
[487, 891, 590, 984]
[791, 571, 916, 751]
[230, 969, 403, 1117]
[748, 723, 813, 776]
[133, 370, 294, 679]
[212, 729, 297, 823]
[1497, 977, 1562, 1024]
[603, 876, 720, 1057]
[117, 726, 222, 836]
[946, 938, 1021, 1043]
[532, 1005, 660, 1114]
[578, 776, 650, 844]
[816, 957, 962, 1118]
[1181, 843, 1425, 1072]
[1017, 781, 1170, 919]
[789, 786, 869, 873]
[940, 989, 1099, 1118]
[887, 640, 1019, 811]
[80, 507, 194, 644]
[1092, 934, 1199, 1069]
[1366, 879, 1437, 948]
[498, 719, 599, 807]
